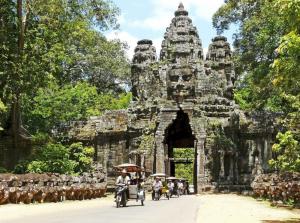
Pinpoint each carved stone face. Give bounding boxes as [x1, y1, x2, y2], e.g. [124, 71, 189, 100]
[176, 19, 187, 27]
[167, 67, 195, 101]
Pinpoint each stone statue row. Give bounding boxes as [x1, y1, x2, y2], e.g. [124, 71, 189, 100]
[251, 172, 300, 207]
[0, 172, 107, 205]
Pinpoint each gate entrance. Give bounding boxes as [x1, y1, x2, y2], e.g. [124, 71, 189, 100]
[164, 110, 196, 188]
[173, 148, 195, 184]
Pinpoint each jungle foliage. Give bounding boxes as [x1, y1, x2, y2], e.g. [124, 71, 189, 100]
[0, 0, 130, 138]
[174, 148, 194, 183]
[15, 142, 94, 174]
[0, 0, 131, 173]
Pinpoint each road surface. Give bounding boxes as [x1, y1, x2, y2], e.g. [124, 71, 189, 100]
[0, 194, 299, 223]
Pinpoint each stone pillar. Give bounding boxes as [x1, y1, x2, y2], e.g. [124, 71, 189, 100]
[219, 150, 225, 180]
[196, 135, 206, 193]
[234, 152, 239, 184]
[141, 154, 145, 169]
[257, 139, 263, 164]
[229, 155, 234, 182]
[248, 141, 254, 172]
[263, 138, 270, 169]
[155, 136, 165, 173]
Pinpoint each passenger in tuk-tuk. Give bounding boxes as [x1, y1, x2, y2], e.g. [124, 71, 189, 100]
[173, 180, 178, 196]
[167, 180, 174, 196]
[178, 180, 184, 195]
[152, 177, 163, 199]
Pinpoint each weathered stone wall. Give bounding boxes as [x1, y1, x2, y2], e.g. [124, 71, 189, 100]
[0, 135, 31, 170]
[0, 171, 106, 205]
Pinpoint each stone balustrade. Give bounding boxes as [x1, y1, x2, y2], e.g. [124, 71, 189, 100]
[0, 172, 106, 205]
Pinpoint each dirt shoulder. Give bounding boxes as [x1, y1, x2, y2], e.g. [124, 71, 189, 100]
[197, 194, 300, 223]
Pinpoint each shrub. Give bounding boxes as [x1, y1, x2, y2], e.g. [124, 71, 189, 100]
[0, 166, 8, 173]
[269, 131, 300, 172]
[27, 143, 76, 174]
[20, 142, 95, 174]
[69, 142, 95, 173]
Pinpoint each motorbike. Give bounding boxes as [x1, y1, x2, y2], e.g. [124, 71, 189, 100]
[163, 187, 170, 200]
[115, 183, 127, 208]
[167, 177, 180, 198]
[152, 187, 161, 201]
[114, 163, 145, 208]
[150, 173, 170, 200]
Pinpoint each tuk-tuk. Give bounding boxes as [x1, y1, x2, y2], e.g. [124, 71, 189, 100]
[150, 173, 170, 200]
[114, 163, 145, 207]
[178, 178, 186, 196]
[166, 176, 180, 197]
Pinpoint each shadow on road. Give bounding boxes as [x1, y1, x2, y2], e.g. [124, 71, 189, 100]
[262, 219, 300, 223]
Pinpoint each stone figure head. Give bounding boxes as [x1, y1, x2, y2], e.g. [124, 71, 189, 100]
[167, 67, 195, 101]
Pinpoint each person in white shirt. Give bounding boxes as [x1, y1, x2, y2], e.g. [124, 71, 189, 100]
[167, 180, 174, 196]
[116, 169, 130, 185]
[115, 169, 130, 199]
[178, 181, 184, 195]
[152, 177, 163, 199]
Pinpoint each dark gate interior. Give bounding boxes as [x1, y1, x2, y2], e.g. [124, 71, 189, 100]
[164, 110, 196, 185]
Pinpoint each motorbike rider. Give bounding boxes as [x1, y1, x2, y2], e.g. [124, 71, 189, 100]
[152, 177, 163, 199]
[167, 180, 174, 196]
[178, 180, 184, 195]
[115, 169, 130, 200]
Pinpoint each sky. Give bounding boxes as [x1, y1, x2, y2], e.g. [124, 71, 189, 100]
[106, 0, 235, 59]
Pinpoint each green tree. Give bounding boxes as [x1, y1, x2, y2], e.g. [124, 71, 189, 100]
[27, 143, 76, 174]
[269, 131, 300, 172]
[22, 81, 131, 134]
[0, 100, 6, 131]
[69, 142, 95, 173]
[24, 142, 95, 174]
[0, 0, 129, 147]
[174, 148, 194, 183]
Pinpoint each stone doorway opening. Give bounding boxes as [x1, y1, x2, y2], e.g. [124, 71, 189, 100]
[164, 110, 196, 188]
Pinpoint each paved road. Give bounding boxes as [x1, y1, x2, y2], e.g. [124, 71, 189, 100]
[0, 195, 201, 223]
[1, 194, 300, 223]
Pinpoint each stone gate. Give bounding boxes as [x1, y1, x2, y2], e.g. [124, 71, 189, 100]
[65, 4, 277, 193]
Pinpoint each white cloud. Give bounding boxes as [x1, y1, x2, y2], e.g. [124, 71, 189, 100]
[152, 37, 163, 57]
[106, 31, 164, 60]
[129, 0, 224, 31]
[203, 47, 209, 58]
[183, 0, 224, 21]
[106, 31, 139, 59]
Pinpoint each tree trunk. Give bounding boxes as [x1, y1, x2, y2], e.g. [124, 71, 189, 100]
[10, 0, 28, 154]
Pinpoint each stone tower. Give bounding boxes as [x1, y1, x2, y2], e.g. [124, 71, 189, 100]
[64, 4, 276, 193]
[128, 4, 240, 188]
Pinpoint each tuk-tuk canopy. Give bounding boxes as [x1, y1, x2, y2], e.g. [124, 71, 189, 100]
[166, 176, 178, 180]
[114, 163, 142, 173]
[150, 173, 167, 177]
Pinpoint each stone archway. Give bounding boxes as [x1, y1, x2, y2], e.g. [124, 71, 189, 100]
[154, 108, 207, 193]
[164, 110, 195, 176]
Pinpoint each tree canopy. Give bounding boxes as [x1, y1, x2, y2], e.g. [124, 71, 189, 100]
[0, 0, 130, 138]
[0, 0, 131, 172]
